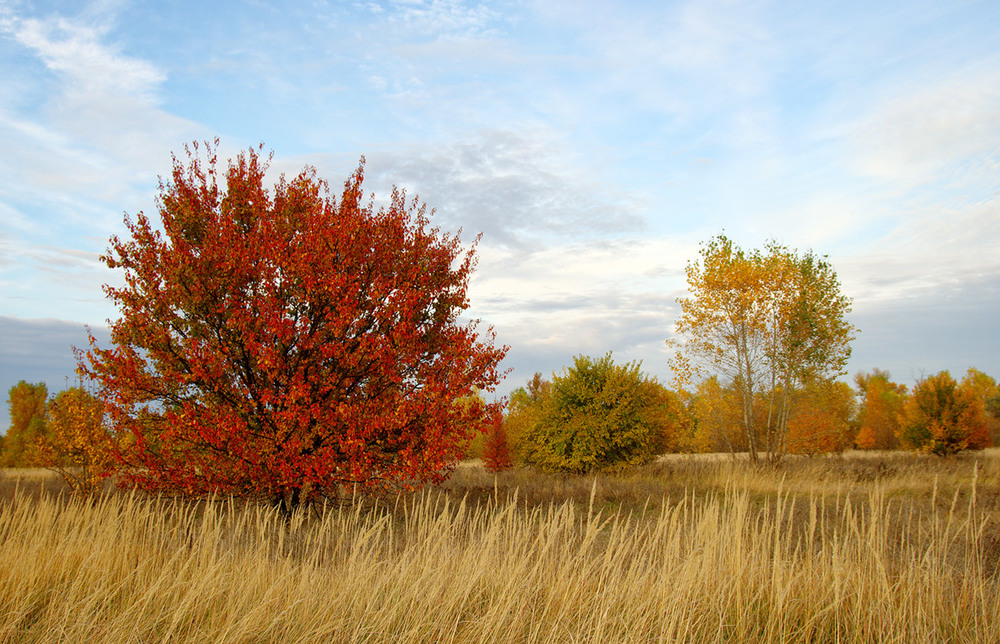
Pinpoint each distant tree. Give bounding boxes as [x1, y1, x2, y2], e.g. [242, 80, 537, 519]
[3, 381, 48, 467]
[455, 390, 491, 459]
[785, 379, 856, 455]
[37, 387, 116, 494]
[988, 393, 1000, 419]
[988, 392, 1000, 445]
[853, 369, 907, 450]
[500, 373, 551, 464]
[899, 371, 989, 455]
[679, 377, 748, 455]
[77, 141, 507, 512]
[669, 235, 856, 463]
[960, 368, 1000, 446]
[520, 354, 669, 473]
[482, 414, 513, 472]
[651, 388, 695, 454]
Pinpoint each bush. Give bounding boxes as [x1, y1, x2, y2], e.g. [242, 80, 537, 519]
[37, 387, 115, 494]
[520, 353, 669, 473]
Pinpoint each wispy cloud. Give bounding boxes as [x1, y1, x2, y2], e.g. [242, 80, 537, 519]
[361, 129, 648, 248]
[1, 0, 998, 400]
[382, 0, 503, 40]
[851, 65, 1000, 190]
[7, 14, 164, 101]
[0, 5, 203, 322]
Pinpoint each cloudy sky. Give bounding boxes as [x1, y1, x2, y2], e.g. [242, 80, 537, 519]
[2, 0, 999, 428]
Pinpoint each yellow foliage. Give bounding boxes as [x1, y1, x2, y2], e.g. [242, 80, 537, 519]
[853, 369, 907, 450]
[37, 387, 116, 494]
[785, 380, 855, 455]
[669, 234, 856, 462]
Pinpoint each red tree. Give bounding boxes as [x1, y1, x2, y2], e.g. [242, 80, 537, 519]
[482, 411, 513, 472]
[79, 141, 507, 512]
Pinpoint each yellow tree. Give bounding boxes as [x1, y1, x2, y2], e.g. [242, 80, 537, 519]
[669, 235, 856, 462]
[37, 387, 116, 493]
[676, 377, 746, 454]
[853, 369, 907, 450]
[3, 381, 49, 467]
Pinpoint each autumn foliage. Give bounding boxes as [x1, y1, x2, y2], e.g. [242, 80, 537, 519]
[519, 354, 670, 473]
[674, 377, 748, 454]
[784, 379, 855, 455]
[78, 141, 507, 510]
[961, 369, 1000, 446]
[669, 235, 856, 462]
[482, 415, 514, 472]
[898, 371, 990, 455]
[853, 369, 907, 450]
[37, 387, 116, 494]
[2, 381, 48, 467]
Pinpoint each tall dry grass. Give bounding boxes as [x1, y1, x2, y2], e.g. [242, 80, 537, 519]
[1, 452, 999, 643]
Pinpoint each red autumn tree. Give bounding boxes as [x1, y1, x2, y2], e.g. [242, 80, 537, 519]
[78, 141, 507, 512]
[482, 411, 513, 472]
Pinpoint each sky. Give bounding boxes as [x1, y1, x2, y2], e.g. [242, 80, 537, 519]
[2, 0, 999, 430]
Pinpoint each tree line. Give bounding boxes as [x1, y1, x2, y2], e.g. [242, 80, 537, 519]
[8, 362, 999, 483]
[3, 141, 996, 506]
[471, 363, 1000, 473]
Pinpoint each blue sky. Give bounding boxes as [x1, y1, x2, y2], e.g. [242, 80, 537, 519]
[2, 0, 999, 429]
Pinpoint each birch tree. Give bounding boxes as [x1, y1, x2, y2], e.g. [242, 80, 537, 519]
[668, 234, 856, 462]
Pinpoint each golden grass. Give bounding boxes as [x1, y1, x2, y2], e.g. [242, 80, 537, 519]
[2, 450, 999, 643]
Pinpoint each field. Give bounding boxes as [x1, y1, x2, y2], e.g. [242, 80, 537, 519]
[2, 450, 999, 643]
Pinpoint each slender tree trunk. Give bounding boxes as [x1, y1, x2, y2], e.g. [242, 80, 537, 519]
[737, 331, 758, 463]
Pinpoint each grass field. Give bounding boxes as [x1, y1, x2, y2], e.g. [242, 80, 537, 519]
[2, 450, 999, 643]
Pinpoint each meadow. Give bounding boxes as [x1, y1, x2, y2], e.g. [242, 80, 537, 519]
[2, 450, 999, 643]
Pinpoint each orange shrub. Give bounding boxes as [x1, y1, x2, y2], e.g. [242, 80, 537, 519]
[38, 387, 116, 493]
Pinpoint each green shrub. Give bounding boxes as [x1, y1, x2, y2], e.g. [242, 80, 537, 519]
[520, 353, 670, 473]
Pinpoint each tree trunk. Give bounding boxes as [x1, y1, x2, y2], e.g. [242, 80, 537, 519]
[274, 485, 302, 516]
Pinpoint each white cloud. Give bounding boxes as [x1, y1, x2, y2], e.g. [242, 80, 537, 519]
[851, 66, 1000, 189]
[533, 0, 777, 117]
[469, 234, 695, 392]
[9, 15, 164, 101]
[385, 0, 502, 40]
[0, 6, 205, 321]
[355, 128, 648, 248]
[831, 63, 1000, 306]
[0, 8, 202, 162]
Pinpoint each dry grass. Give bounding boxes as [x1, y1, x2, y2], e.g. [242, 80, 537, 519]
[2, 450, 999, 643]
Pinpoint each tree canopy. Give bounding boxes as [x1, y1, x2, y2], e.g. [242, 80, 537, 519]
[899, 371, 990, 455]
[519, 354, 670, 473]
[78, 141, 507, 511]
[3, 381, 48, 467]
